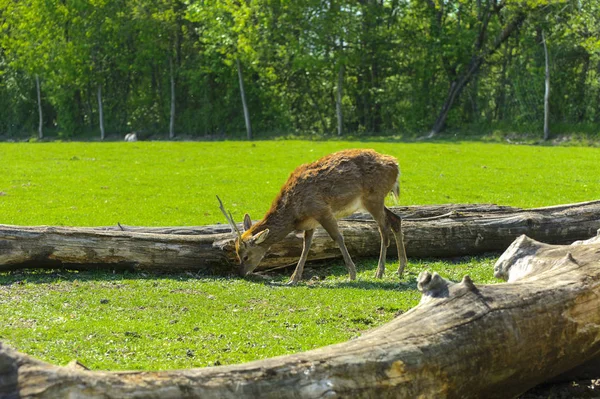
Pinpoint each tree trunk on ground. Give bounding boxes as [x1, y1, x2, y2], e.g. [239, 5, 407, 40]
[1, 201, 599, 273]
[3, 231, 600, 398]
[36, 75, 43, 139]
[336, 63, 344, 136]
[97, 84, 105, 141]
[169, 56, 176, 139]
[542, 31, 550, 141]
[236, 58, 252, 140]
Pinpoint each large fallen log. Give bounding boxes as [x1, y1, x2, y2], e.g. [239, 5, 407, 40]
[1, 201, 599, 273]
[2, 231, 600, 398]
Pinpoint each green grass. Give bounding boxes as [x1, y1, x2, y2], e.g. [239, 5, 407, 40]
[1, 141, 599, 226]
[1, 140, 599, 371]
[0, 258, 498, 371]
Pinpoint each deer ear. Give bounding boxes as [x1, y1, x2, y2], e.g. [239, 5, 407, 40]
[252, 229, 269, 245]
[243, 214, 252, 231]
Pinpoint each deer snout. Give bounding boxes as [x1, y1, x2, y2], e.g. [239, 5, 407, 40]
[239, 262, 256, 277]
[238, 264, 250, 277]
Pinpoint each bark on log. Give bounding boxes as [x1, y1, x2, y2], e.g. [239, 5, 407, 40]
[3, 231, 600, 398]
[1, 201, 600, 273]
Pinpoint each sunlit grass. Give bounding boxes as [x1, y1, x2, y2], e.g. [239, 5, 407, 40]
[1, 141, 599, 227]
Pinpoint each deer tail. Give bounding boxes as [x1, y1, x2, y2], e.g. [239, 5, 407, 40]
[391, 173, 400, 204]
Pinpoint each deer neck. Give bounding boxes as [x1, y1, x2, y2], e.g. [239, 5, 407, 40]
[252, 206, 295, 246]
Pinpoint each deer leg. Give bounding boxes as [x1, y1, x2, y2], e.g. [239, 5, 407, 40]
[287, 229, 314, 285]
[385, 208, 408, 277]
[318, 215, 356, 280]
[365, 202, 390, 279]
[375, 225, 389, 279]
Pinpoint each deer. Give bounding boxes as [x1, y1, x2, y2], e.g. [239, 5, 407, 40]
[217, 149, 407, 284]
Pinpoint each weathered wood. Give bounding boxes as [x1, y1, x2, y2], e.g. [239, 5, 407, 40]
[2, 231, 600, 398]
[1, 201, 600, 273]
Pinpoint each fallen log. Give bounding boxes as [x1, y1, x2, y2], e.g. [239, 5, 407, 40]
[1, 201, 600, 273]
[3, 231, 600, 398]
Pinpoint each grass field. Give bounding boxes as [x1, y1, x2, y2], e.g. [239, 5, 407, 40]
[1, 140, 599, 226]
[1, 140, 599, 371]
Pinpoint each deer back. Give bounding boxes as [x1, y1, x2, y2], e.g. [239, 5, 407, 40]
[251, 149, 399, 236]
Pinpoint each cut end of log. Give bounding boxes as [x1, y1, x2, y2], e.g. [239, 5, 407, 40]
[212, 237, 236, 252]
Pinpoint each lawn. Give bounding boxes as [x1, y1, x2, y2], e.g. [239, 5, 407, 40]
[1, 140, 599, 371]
[1, 140, 599, 227]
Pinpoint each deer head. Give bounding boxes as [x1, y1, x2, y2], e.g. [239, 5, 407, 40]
[217, 196, 270, 276]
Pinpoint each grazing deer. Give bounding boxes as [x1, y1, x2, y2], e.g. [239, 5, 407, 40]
[217, 149, 407, 284]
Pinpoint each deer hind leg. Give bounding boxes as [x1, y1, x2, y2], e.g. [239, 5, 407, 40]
[385, 208, 407, 277]
[287, 229, 315, 285]
[364, 201, 390, 279]
[318, 214, 356, 280]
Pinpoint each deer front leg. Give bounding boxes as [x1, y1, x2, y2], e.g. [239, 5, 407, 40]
[287, 229, 314, 285]
[318, 215, 357, 280]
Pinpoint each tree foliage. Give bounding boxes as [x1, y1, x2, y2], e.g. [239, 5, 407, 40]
[0, 0, 597, 139]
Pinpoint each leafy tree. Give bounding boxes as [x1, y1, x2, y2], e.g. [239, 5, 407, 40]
[0, 0, 597, 139]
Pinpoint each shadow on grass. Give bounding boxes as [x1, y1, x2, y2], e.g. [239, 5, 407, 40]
[0, 260, 418, 292]
[1, 254, 495, 290]
[315, 277, 419, 292]
[0, 267, 236, 286]
[254, 259, 421, 292]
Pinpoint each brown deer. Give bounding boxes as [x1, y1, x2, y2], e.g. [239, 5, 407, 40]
[217, 149, 407, 284]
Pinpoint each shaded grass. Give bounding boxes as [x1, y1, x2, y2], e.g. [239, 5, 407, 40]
[0, 257, 499, 371]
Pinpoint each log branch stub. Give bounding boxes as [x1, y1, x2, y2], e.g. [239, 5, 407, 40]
[417, 271, 450, 298]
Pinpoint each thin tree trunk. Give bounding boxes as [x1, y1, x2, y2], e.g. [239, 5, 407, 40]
[466, 72, 479, 122]
[576, 53, 590, 122]
[542, 31, 550, 141]
[36, 75, 43, 139]
[596, 60, 600, 123]
[169, 56, 176, 139]
[495, 38, 513, 121]
[86, 82, 95, 130]
[336, 63, 344, 136]
[236, 58, 252, 140]
[304, 76, 327, 133]
[97, 85, 105, 141]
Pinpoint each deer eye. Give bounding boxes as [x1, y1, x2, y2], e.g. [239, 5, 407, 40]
[242, 255, 249, 262]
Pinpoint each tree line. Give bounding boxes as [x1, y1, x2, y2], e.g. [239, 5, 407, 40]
[0, 0, 598, 140]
